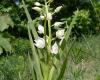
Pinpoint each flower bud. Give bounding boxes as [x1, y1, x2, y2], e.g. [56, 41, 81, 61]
[54, 6, 62, 13]
[14, 0, 19, 6]
[47, 13, 52, 20]
[34, 37, 45, 48]
[56, 29, 64, 39]
[51, 42, 58, 54]
[40, 15, 45, 20]
[34, 2, 41, 6]
[32, 7, 42, 12]
[37, 25, 44, 34]
[53, 22, 64, 29]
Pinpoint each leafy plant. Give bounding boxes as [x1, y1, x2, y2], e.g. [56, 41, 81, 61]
[0, 54, 28, 80]
[67, 9, 92, 36]
[0, 14, 14, 54]
[22, 0, 79, 80]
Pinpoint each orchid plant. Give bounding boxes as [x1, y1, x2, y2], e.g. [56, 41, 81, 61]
[22, 0, 78, 80]
[32, 1, 64, 55]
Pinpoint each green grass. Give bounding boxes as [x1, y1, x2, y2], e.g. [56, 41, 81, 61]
[63, 34, 100, 80]
[0, 34, 100, 80]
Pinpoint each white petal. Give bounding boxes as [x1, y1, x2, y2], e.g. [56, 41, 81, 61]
[34, 37, 45, 48]
[32, 7, 42, 12]
[53, 22, 64, 29]
[40, 15, 45, 20]
[47, 13, 52, 20]
[51, 42, 58, 54]
[56, 29, 64, 39]
[54, 6, 62, 13]
[34, 2, 41, 6]
[38, 25, 44, 34]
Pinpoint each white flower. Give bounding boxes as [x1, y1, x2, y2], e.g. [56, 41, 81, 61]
[34, 2, 41, 6]
[56, 29, 64, 39]
[37, 25, 44, 34]
[54, 6, 62, 13]
[15, 0, 19, 6]
[53, 22, 64, 29]
[40, 15, 45, 20]
[32, 7, 42, 12]
[34, 37, 45, 48]
[47, 13, 52, 20]
[51, 42, 58, 54]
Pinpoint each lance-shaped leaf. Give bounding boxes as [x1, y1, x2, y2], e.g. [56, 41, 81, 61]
[57, 10, 79, 80]
[0, 35, 12, 53]
[0, 47, 3, 55]
[0, 15, 14, 32]
[22, 0, 43, 80]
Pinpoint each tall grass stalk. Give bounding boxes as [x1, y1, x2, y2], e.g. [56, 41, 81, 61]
[22, 0, 43, 80]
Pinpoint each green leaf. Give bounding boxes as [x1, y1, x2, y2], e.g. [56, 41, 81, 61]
[61, 10, 78, 50]
[0, 35, 12, 53]
[27, 25, 43, 80]
[57, 41, 75, 80]
[28, 54, 36, 80]
[0, 15, 14, 32]
[22, 0, 38, 39]
[22, 0, 43, 80]
[0, 47, 3, 55]
[48, 13, 78, 80]
[56, 10, 79, 80]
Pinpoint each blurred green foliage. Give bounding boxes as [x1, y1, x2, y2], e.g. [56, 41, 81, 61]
[67, 9, 92, 36]
[0, 14, 14, 54]
[0, 55, 26, 80]
[0, 34, 99, 80]
[0, 0, 100, 39]
[12, 38, 31, 54]
[0, 0, 100, 79]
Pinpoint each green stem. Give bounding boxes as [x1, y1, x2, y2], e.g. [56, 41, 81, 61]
[43, 1, 52, 80]
[44, 17, 47, 48]
[44, 64, 50, 80]
[45, 0, 52, 62]
[48, 19, 51, 59]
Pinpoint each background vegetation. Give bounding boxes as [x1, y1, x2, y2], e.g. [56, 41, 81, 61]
[0, 0, 100, 80]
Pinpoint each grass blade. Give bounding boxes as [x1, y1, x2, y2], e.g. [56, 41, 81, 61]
[27, 25, 43, 80]
[57, 41, 75, 80]
[22, 0, 38, 39]
[57, 11, 78, 80]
